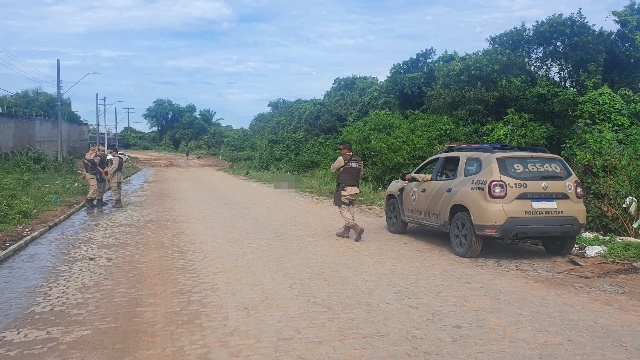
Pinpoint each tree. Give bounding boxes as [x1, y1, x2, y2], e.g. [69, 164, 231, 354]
[563, 86, 638, 235]
[322, 75, 381, 127]
[605, 0, 640, 92]
[481, 109, 553, 147]
[0, 88, 83, 123]
[340, 111, 474, 186]
[424, 48, 536, 127]
[382, 48, 443, 112]
[142, 99, 183, 139]
[527, 10, 611, 93]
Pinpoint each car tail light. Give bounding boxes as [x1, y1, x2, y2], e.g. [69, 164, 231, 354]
[489, 180, 507, 199]
[575, 180, 585, 199]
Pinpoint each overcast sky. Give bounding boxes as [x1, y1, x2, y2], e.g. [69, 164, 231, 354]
[0, 0, 630, 131]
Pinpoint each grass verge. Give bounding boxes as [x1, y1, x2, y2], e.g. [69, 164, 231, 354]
[0, 148, 139, 233]
[224, 163, 386, 207]
[577, 233, 640, 262]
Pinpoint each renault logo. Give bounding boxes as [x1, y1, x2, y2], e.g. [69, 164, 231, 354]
[541, 183, 548, 191]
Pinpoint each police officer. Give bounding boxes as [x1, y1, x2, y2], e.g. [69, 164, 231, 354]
[107, 147, 124, 208]
[81, 146, 100, 208]
[330, 142, 365, 241]
[94, 146, 109, 206]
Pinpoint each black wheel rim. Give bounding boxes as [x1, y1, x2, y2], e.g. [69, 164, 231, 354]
[387, 203, 400, 228]
[452, 219, 468, 252]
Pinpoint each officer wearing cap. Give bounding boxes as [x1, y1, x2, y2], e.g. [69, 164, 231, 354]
[107, 147, 124, 208]
[330, 142, 365, 242]
[81, 146, 100, 208]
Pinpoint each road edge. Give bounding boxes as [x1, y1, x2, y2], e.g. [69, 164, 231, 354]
[0, 203, 86, 263]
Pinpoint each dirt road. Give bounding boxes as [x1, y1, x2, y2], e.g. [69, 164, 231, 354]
[1, 151, 639, 359]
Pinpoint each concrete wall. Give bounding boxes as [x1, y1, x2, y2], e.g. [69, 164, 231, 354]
[0, 113, 89, 158]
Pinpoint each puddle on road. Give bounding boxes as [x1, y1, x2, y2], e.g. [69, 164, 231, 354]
[0, 168, 149, 329]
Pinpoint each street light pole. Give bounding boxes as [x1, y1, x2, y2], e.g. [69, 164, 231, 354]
[57, 59, 62, 162]
[95, 93, 100, 147]
[100, 97, 106, 147]
[115, 106, 119, 148]
[55, 59, 99, 161]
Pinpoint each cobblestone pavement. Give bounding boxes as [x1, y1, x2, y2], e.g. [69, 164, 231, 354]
[1, 166, 639, 359]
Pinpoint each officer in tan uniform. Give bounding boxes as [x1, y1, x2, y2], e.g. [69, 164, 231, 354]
[94, 146, 109, 206]
[107, 147, 124, 208]
[330, 142, 365, 241]
[81, 146, 99, 208]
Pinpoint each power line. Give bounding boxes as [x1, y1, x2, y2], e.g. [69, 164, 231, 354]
[0, 47, 56, 83]
[66, 92, 98, 114]
[0, 56, 55, 89]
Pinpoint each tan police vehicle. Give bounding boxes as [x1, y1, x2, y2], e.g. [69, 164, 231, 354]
[384, 144, 586, 258]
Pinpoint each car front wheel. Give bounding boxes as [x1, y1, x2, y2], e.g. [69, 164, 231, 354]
[541, 236, 577, 255]
[449, 212, 483, 258]
[385, 198, 408, 234]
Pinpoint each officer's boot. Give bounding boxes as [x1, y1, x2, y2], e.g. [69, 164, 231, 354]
[335, 226, 350, 238]
[95, 198, 108, 207]
[112, 199, 123, 208]
[351, 225, 365, 242]
[84, 198, 96, 208]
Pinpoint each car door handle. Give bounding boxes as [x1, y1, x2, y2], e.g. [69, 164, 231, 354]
[421, 188, 427, 193]
[446, 188, 452, 193]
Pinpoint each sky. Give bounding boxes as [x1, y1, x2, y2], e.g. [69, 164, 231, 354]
[0, 0, 631, 132]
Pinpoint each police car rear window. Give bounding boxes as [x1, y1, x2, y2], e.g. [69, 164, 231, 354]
[496, 157, 572, 181]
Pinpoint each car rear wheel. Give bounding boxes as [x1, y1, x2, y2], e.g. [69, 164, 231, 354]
[541, 236, 577, 255]
[386, 198, 408, 234]
[449, 212, 483, 258]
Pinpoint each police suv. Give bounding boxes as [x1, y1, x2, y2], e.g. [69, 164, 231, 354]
[384, 143, 586, 258]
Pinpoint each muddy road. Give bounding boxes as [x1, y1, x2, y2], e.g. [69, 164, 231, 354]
[1, 151, 639, 359]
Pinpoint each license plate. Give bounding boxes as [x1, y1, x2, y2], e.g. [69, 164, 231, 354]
[531, 200, 557, 209]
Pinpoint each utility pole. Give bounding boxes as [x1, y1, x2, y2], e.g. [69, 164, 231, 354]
[99, 96, 106, 147]
[56, 59, 62, 162]
[123, 107, 135, 128]
[102, 97, 108, 148]
[115, 106, 119, 149]
[95, 93, 99, 148]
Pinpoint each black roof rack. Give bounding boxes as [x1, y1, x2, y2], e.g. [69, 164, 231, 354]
[440, 143, 550, 154]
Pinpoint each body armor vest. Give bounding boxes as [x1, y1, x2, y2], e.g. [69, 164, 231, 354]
[97, 156, 106, 170]
[97, 156, 107, 181]
[82, 155, 98, 175]
[114, 156, 124, 172]
[337, 154, 362, 187]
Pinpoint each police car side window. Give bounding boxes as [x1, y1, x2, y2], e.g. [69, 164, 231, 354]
[415, 159, 438, 176]
[464, 158, 482, 177]
[436, 157, 460, 181]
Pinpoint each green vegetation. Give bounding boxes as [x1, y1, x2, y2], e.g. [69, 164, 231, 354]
[577, 234, 640, 262]
[0, 148, 139, 233]
[0, 88, 84, 124]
